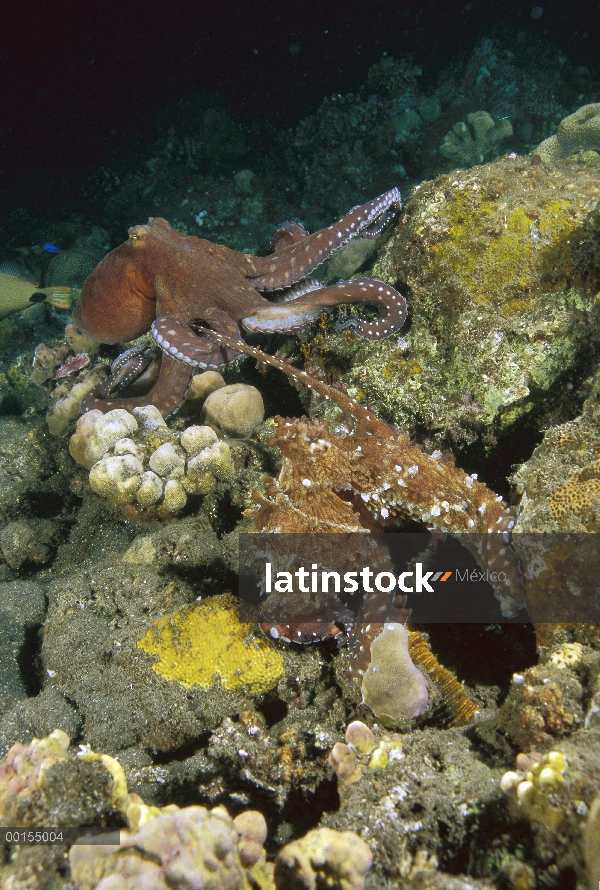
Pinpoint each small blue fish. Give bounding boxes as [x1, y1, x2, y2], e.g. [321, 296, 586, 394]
[43, 243, 60, 253]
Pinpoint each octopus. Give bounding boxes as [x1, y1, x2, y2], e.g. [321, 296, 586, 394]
[74, 189, 406, 418]
[194, 326, 524, 636]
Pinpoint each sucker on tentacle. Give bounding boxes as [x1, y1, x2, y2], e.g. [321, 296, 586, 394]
[83, 353, 194, 417]
[104, 343, 160, 395]
[240, 277, 407, 338]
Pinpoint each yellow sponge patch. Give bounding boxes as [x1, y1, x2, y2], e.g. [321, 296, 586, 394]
[137, 594, 285, 694]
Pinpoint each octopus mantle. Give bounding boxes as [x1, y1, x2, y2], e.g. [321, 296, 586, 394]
[74, 189, 407, 418]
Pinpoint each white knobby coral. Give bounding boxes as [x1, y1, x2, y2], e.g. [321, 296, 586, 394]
[70, 410, 234, 514]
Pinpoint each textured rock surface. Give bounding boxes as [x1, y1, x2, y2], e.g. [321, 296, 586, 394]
[0, 582, 46, 716]
[512, 363, 600, 533]
[316, 156, 600, 461]
[0, 418, 56, 521]
[585, 793, 600, 889]
[41, 561, 231, 753]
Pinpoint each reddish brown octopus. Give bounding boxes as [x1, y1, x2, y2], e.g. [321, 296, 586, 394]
[74, 189, 406, 418]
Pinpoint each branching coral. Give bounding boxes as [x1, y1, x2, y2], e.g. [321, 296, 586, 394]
[440, 111, 513, 167]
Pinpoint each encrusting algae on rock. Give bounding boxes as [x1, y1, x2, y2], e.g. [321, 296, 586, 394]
[137, 594, 285, 694]
[320, 155, 600, 453]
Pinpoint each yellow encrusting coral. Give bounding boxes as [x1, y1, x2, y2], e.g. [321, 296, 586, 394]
[431, 190, 579, 313]
[137, 594, 285, 693]
[548, 456, 600, 520]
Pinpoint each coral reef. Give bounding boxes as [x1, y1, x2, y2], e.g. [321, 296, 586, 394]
[499, 662, 584, 750]
[509, 365, 600, 634]
[0, 729, 380, 890]
[69, 805, 265, 890]
[535, 103, 600, 162]
[0, 730, 275, 890]
[70, 407, 235, 514]
[197, 330, 523, 733]
[203, 382, 265, 437]
[5, 30, 600, 890]
[549, 458, 600, 521]
[137, 593, 286, 694]
[0, 729, 130, 832]
[360, 623, 429, 724]
[46, 368, 109, 436]
[323, 724, 504, 885]
[30, 342, 69, 385]
[513, 363, 600, 533]
[328, 721, 404, 792]
[273, 826, 372, 890]
[501, 750, 568, 832]
[439, 111, 513, 166]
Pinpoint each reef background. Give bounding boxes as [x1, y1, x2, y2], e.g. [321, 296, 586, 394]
[2, 2, 600, 888]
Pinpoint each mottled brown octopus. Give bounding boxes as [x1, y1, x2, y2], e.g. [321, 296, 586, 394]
[74, 189, 406, 417]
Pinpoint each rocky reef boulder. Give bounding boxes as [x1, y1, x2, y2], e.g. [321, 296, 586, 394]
[322, 155, 600, 463]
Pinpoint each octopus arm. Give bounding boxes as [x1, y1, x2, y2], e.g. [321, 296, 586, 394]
[195, 326, 525, 617]
[269, 221, 311, 252]
[82, 353, 194, 419]
[152, 316, 246, 368]
[241, 277, 408, 339]
[247, 189, 402, 291]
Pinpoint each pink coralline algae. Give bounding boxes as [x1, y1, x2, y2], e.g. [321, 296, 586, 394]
[54, 353, 91, 378]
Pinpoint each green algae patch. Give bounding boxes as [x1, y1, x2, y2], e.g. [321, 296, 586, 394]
[137, 594, 285, 693]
